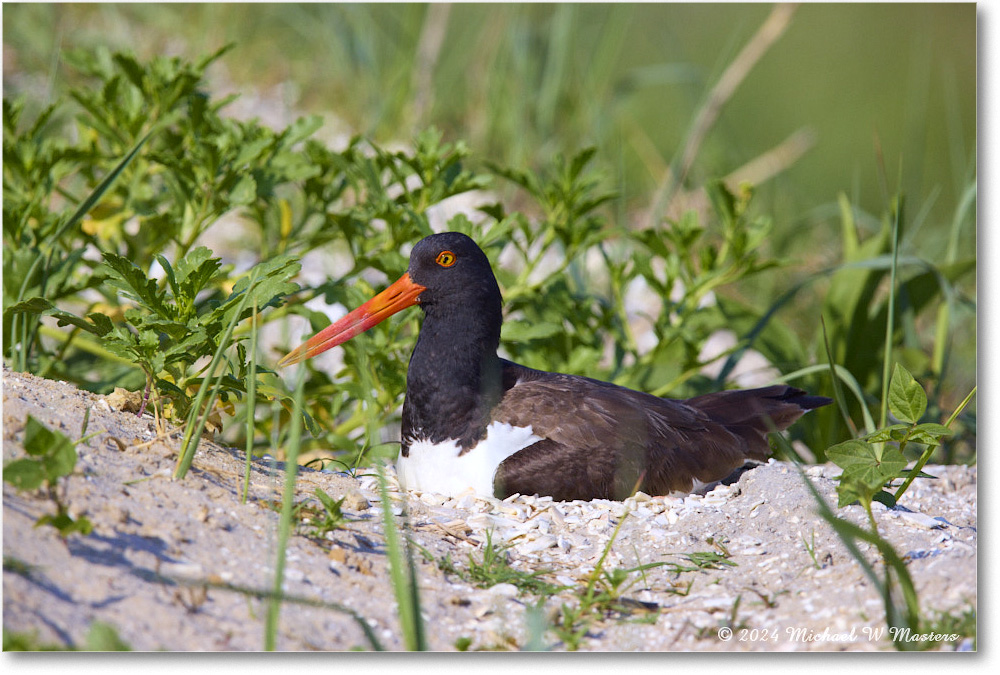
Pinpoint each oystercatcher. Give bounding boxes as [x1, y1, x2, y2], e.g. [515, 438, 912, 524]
[280, 232, 830, 501]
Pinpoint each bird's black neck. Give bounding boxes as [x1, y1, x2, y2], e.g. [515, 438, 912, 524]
[400, 290, 504, 453]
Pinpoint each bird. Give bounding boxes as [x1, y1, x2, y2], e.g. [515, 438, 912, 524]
[279, 232, 831, 502]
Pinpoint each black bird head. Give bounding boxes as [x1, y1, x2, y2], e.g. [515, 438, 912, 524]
[406, 232, 501, 317]
[278, 232, 501, 366]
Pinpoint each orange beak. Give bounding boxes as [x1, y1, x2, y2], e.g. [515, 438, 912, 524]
[278, 272, 426, 367]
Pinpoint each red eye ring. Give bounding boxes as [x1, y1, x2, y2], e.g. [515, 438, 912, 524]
[436, 251, 456, 267]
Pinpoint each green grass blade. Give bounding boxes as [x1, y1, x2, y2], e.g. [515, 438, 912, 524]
[770, 363, 875, 434]
[242, 299, 259, 504]
[820, 317, 859, 436]
[880, 196, 904, 428]
[795, 464, 921, 643]
[174, 272, 258, 479]
[932, 179, 976, 377]
[53, 127, 157, 244]
[156, 575, 383, 651]
[264, 367, 306, 651]
[376, 464, 427, 651]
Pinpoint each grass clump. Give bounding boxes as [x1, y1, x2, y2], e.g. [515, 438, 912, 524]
[425, 529, 564, 597]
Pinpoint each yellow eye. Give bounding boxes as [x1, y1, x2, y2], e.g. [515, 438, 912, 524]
[435, 251, 456, 267]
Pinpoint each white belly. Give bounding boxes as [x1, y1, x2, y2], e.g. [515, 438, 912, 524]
[396, 422, 541, 497]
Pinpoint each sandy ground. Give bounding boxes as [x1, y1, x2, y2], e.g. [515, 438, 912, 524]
[2, 367, 976, 651]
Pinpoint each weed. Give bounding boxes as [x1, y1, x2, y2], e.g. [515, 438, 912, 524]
[456, 530, 563, 596]
[298, 489, 350, 540]
[827, 363, 975, 529]
[422, 530, 563, 597]
[548, 514, 668, 650]
[793, 183, 977, 651]
[261, 487, 351, 543]
[915, 607, 976, 651]
[802, 530, 822, 570]
[664, 549, 737, 575]
[3, 415, 96, 538]
[3, 621, 131, 651]
[423, 515, 673, 651]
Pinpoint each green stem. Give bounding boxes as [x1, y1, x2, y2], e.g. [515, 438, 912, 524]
[264, 369, 305, 650]
[174, 273, 258, 479]
[242, 300, 259, 504]
[879, 196, 903, 429]
[894, 385, 976, 501]
[377, 464, 426, 651]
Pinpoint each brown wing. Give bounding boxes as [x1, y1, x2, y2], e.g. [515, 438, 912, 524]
[491, 361, 822, 500]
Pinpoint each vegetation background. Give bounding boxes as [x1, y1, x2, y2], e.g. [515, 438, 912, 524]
[2, 3, 976, 467]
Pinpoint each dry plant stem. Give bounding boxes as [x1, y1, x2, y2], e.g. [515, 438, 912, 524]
[723, 127, 816, 188]
[648, 2, 798, 226]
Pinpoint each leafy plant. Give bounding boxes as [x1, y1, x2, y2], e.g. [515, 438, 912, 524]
[800, 467, 924, 651]
[827, 363, 974, 527]
[798, 183, 977, 650]
[3, 415, 95, 537]
[424, 530, 563, 596]
[297, 488, 350, 539]
[3, 45, 838, 475]
[664, 549, 738, 575]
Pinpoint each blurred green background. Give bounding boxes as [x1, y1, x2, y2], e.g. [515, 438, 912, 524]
[2, 2, 976, 420]
[4, 3, 976, 235]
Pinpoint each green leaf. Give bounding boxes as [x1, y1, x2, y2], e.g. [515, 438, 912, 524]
[3, 458, 46, 491]
[155, 253, 180, 302]
[230, 174, 258, 205]
[51, 310, 112, 336]
[23, 416, 73, 459]
[888, 363, 927, 424]
[861, 424, 910, 444]
[4, 417, 78, 490]
[872, 490, 897, 509]
[279, 115, 324, 148]
[501, 320, 562, 342]
[175, 247, 219, 287]
[836, 474, 876, 508]
[828, 439, 907, 491]
[83, 622, 131, 651]
[86, 312, 116, 336]
[102, 252, 171, 318]
[36, 512, 93, 538]
[568, 147, 598, 181]
[2, 297, 55, 319]
[827, 439, 875, 472]
[907, 423, 954, 445]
